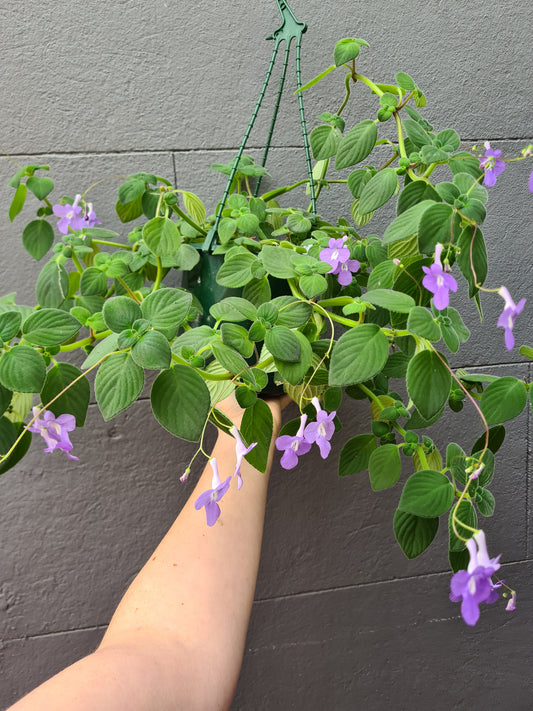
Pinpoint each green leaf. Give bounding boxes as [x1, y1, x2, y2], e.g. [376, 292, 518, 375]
[335, 120, 378, 170]
[471, 425, 505, 456]
[211, 341, 250, 378]
[338, 434, 377, 476]
[180, 191, 206, 225]
[141, 288, 192, 334]
[236, 213, 260, 235]
[151, 364, 210, 441]
[216, 253, 256, 287]
[35, 260, 69, 308]
[131, 330, 172, 369]
[417, 203, 454, 254]
[358, 169, 399, 215]
[241, 399, 273, 473]
[475, 487, 495, 517]
[368, 443, 401, 490]
[210, 297, 257, 323]
[334, 37, 368, 66]
[22, 308, 81, 346]
[175, 244, 200, 271]
[81, 333, 119, 369]
[218, 217, 237, 244]
[393, 510, 439, 559]
[103, 296, 142, 333]
[420, 145, 449, 163]
[363, 289, 415, 313]
[397, 181, 441, 214]
[0, 346, 46, 392]
[383, 200, 433, 244]
[447, 307, 470, 342]
[80, 267, 108, 296]
[0, 383, 12, 417]
[446, 442, 468, 485]
[456, 225, 487, 296]
[310, 125, 341, 161]
[407, 350, 451, 420]
[22, 220, 54, 260]
[398, 470, 454, 517]
[0, 421, 32, 475]
[367, 260, 397, 290]
[435, 129, 460, 152]
[0, 312, 22, 341]
[273, 330, 313, 386]
[265, 326, 302, 363]
[407, 306, 441, 341]
[26, 176, 54, 200]
[235, 386, 257, 409]
[480, 376, 527, 425]
[448, 152, 483, 179]
[9, 184, 27, 222]
[403, 119, 433, 149]
[347, 169, 371, 198]
[142, 217, 181, 257]
[271, 297, 312, 328]
[242, 277, 271, 307]
[220, 323, 254, 358]
[299, 274, 328, 298]
[118, 179, 145, 204]
[453, 173, 488, 204]
[449, 500, 477, 552]
[329, 324, 389, 386]
[350, 199, 373, 227]
[395, 72, 417, 91]
[115, 195, 143, 222]
[41, 363, 90, 426]
[94, 352, 144, 420]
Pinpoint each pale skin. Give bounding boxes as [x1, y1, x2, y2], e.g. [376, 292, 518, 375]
[9, 395, 288, 711]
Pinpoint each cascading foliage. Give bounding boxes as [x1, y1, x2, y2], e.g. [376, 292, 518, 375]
[1, 37, 532, 625]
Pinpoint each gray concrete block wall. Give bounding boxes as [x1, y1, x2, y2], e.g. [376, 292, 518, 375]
[0, 1, 531, 708]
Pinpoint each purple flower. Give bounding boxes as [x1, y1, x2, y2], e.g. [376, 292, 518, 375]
[28, 407, 79, 461]
[230, 426, 257, 489]
[449, 530, 501, 626]
[497, 286, 526, 350]
[506, 591, 517, 612]
[479, 141, 506, 187]
[303, 397, 336, 459]
[52, 195, 85, 234]
[422, 243, 458, 310]
[331, 258, 361, 287]
[81, 202, 101, 229]
[319, 236, 350, 271]
[194, 458, 232, 527]
[528, 170, 533, 193]
[275, 414, 312, 470]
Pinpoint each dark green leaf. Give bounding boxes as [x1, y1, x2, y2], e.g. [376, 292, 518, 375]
[210, 297, 257, 323]
[471, 425, 505, 456]
[26, 176, 54, 200]
[358, 169, 399, 215]
[407, 306, 441, 341]
[115, 195, 143, 222]
[329, 324, 389, 386]
[35, 260, 69, 308]
[141, 288, 192, 334]
[216, 253, 256, 287]
[9, 184, 27, 222]
[0, 346, 46, 392]
[335, 120, 378, 170]
[0, 312, 22, 341]
[80, 267, 108, 296]
[456, 225, 488, 296]
[368, 443, 401, 490]
[480, 376, 527, 425]
[417, 203, 454, 254]
[406, 350, 451, 420]
[131, 330, 172, 369]
[397, 182, 441, 214]
[220, 323, 254, 358]
[0, 421, 32, 475]
[241, 399, 273, 473]
[151, 365, 210, 441]
[41, 363, 90, 426]
[103, 296, 142, 333]
[273, 330, 313, 386]
[334, 37, 368, 66]
[22, 308, 81, 346]
[22, 220, 54, 260]
[383, 200, 433, 244]
[338, 434, 377, 476]
[475, 487, 495, 517]
[118, 179, 145, 204]
[449, 500, 477, 551]
[347, 169, 371, 198]
[94, 352, 144, 420]
[393, 510, 439, 559]
[398, 470, 454, 517]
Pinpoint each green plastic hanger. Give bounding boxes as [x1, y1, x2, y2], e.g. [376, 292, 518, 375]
[201, 0, 316, 251]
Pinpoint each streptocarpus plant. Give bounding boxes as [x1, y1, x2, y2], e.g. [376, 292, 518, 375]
[1, 37, 532, 626]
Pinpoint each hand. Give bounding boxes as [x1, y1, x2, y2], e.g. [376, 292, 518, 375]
[216, 392, 291, 433]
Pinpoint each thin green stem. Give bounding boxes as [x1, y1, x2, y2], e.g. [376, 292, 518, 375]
[170, 204, 207, 236]
[153, 257, 164, 291]
[353, 73, 384, 97]
[116, 277, 141, 303]
[92, 239, 133, 250]
[59, 330, 112, 352]
[70, 251, 84, 274]
[336, 73, 352, 116]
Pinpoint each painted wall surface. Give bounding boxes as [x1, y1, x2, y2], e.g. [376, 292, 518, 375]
[0, 1, 532, 708]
